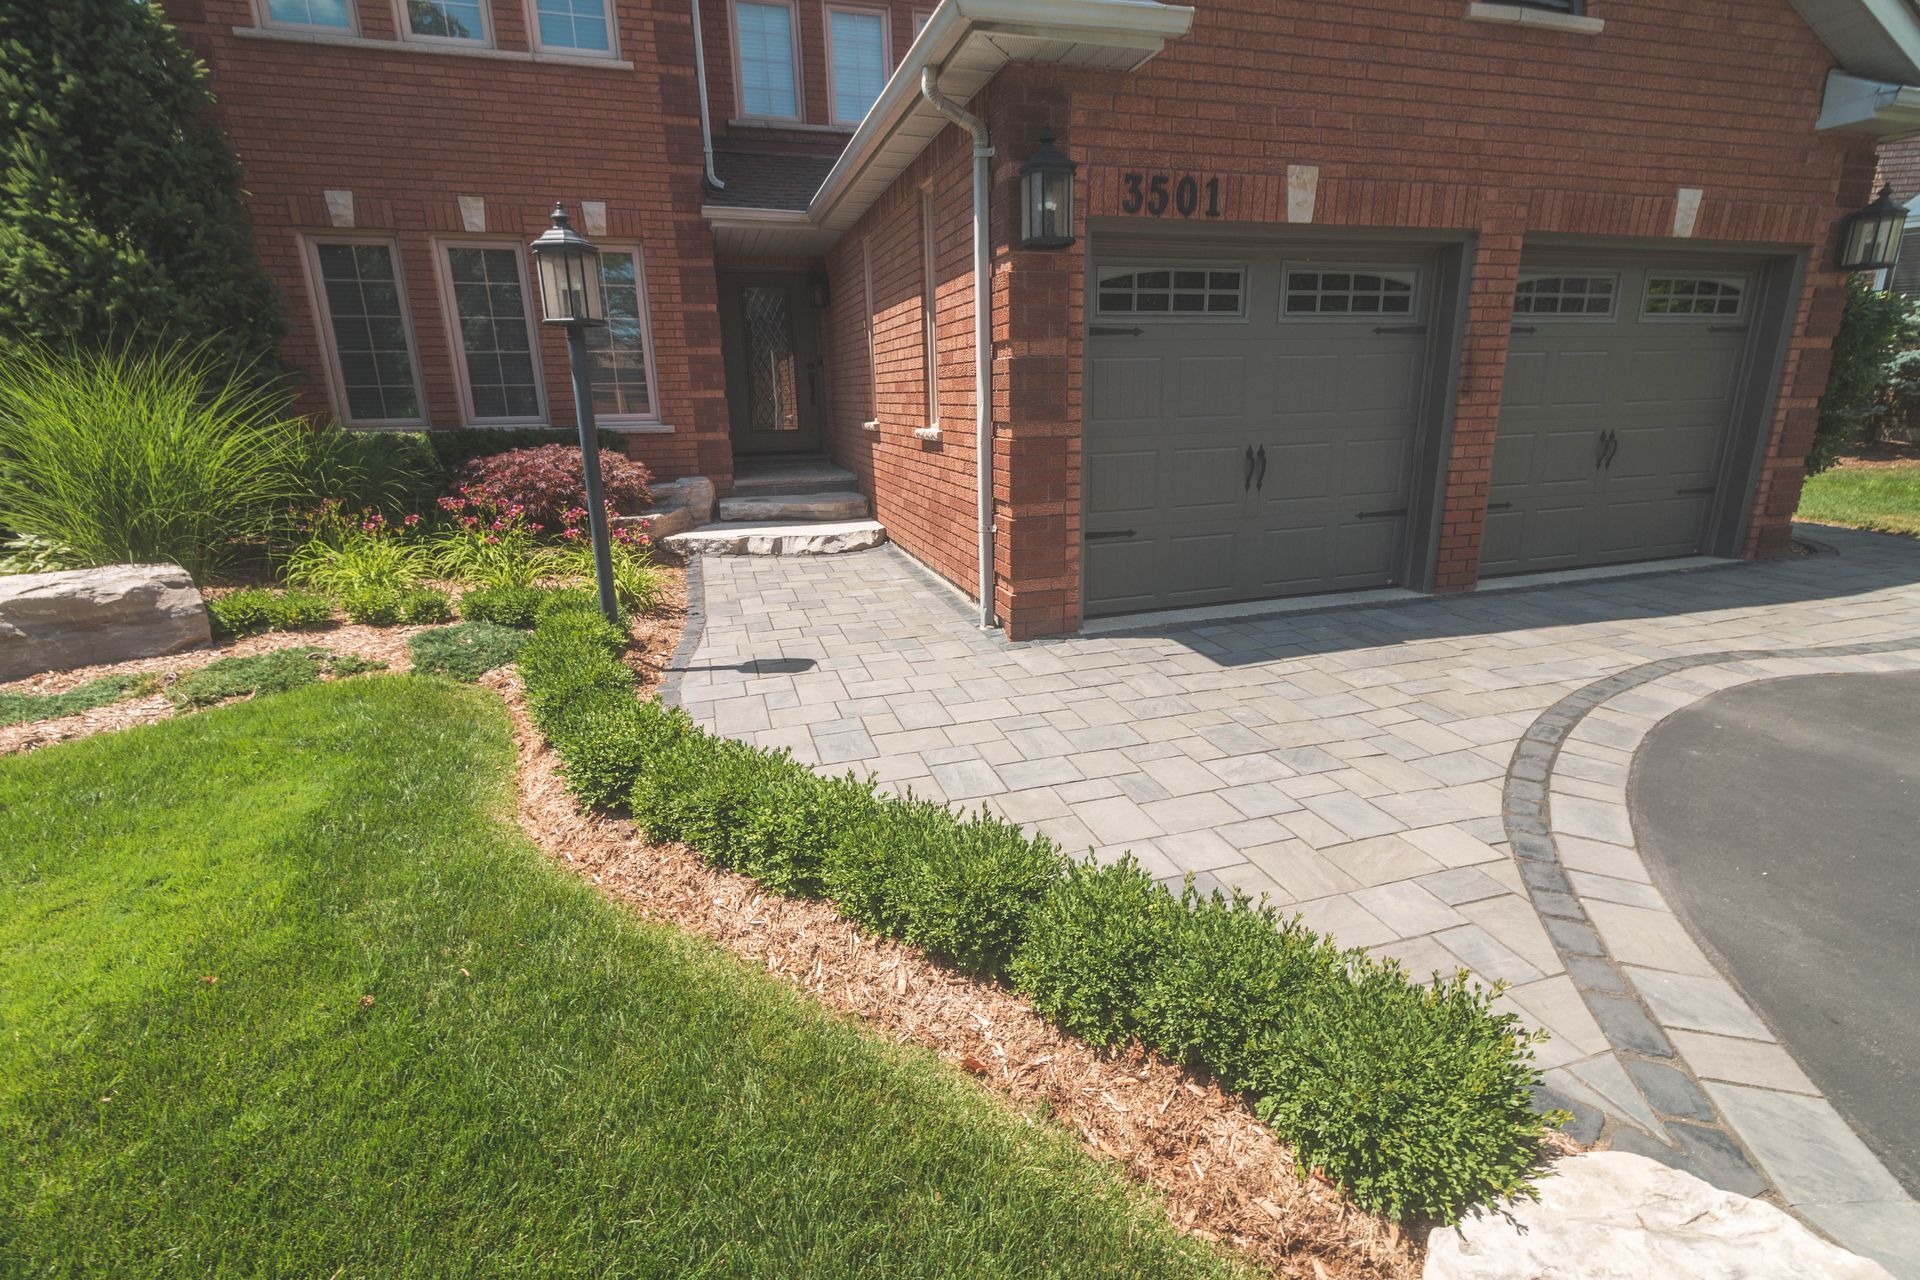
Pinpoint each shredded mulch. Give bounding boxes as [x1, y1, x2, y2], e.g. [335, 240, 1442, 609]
[481, 662, 1428, 1280]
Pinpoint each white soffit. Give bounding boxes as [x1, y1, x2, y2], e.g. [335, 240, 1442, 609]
[1791, 0, 1920, 85]
[702, 0, 1194, 253]
[1817, 68, 1920, 135]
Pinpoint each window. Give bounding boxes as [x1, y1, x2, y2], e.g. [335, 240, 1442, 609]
[1513, 273, 1618, 319]
[1283, 267, 1417, 317]
[585, 248, 660, 421]
[404, 0, 488, 43]
[533, 0, 613, 54]
[826, 5, 889, 125]
[734, 1, 800, 119]
[912, 9, 932, 38]
[440, 244, 545, 424]
[921, 191, 938, 427]
[263, 0, 354, 30]
[1095, 265, 1246, 318]
[305, 238, 425, 426]
[1641, 275, 1745, 320]
[1511, 0, 1583, 10]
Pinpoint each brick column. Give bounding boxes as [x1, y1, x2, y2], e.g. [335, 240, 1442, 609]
[988, 75, 1082, 640]
[1432, 200, 1527, 592]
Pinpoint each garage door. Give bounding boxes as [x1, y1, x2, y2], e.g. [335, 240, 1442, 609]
[1479, 261, 1755, 578]
[1083, 254, 1434, 617]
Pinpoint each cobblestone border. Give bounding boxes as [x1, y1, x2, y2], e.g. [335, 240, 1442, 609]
[1504, 638, 1920, 1212]
[656, 551, 706, 708]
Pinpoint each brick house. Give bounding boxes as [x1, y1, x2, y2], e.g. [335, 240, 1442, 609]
[175, 0, 1920, 638]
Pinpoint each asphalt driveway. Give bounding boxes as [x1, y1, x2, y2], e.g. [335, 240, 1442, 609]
[1632, 671, 1920, 1194]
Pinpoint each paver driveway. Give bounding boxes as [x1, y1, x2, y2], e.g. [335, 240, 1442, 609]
[666, 524, 1920, 1274]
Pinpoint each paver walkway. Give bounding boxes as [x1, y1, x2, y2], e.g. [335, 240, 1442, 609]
[665, 525, 1920, 1275]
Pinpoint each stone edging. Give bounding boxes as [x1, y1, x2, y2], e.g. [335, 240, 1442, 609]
[1504, 638, 1920, 1252]
[655, 551, 706, 708]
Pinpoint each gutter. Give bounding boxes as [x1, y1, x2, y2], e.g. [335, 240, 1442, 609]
[920, 65, 998, 631]
[1817, 69, 1920, 135]
[689, 0, 725, 189]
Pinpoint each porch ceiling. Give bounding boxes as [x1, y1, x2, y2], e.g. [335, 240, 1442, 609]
[702, 0, 1194, 258]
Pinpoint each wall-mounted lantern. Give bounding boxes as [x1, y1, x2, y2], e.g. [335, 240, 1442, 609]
[1019, 129, 1076, 250]
[1837, 185, 1909, 272]
[809, 270, 831, 309]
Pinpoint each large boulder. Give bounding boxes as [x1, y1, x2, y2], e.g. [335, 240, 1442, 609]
[1426, 1153, 1892, 1279]
[0, 564, 211, 681]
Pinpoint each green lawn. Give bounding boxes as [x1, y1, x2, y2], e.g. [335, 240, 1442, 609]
[1797, 461, 1920, 537]
[0, 677, 1245, 1279]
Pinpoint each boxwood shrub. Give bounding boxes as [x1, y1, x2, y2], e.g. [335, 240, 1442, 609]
[515, 606, 1553, 1224]
[459, 584, 550, 629]
[207, 588, 334, 636]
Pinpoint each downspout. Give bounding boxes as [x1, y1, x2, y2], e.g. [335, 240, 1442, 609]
[920, 65, 996, 630]
[690, 0, 725, 190]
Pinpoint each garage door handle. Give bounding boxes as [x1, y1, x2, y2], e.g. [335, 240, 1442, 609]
[1677, 486, 1717, 496]
[1355, 507, 1409, 520]
[1244, 445, 1256, 491]
[1708, 325, 1749, 334]
[1510, 325, 1538, 335]
[1086, 529, 1137, 541]
[1372, 325, 1428, 335]
[1487, 502, 1514, 511]
[1090, 326, 1145, 337]
[1603, 431, 1621, 469]
[1255, 444, 1268, 490]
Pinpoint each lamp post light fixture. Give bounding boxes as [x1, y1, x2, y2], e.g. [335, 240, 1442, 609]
[1837, 185, 1910, 272]
[530, 202, 619, 626]
[1019, 129, 1076, 250]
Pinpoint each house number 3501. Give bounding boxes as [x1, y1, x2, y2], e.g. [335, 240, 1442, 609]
[1120, 173, 1223, 219]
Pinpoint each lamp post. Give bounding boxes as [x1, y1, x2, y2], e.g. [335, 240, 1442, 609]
[530, 202, 618, 625]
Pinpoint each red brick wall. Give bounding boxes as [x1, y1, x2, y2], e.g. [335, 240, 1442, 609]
[822, 111, 985, 596]
[843, 0, 1872, 635]
[168, 0, 731, 484]
[1877, 135, 1920, 201]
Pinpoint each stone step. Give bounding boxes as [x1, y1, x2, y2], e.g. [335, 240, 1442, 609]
[717, 490, 870, 523]
[730, 458, 857, 498]
[665, 519, 886, 557]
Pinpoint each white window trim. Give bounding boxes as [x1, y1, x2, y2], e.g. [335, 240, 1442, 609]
[394, 0, 492, 48]
[1093, 260, 1250, 324]
[920, 190, 940, 430]
[911, 8, 932, 39]
[731, 0, 804, 122]
[254, 0, 359, 36]
[298, 233, 429, 429]
[823, 1, 891, 127]
[432, 238, 550, 428]
[524, 0, 620, 60]
[1279, 261, 1423, 323]
[1512, 270, 1622, 324]
[861, 238, 879, 430]
[1637, 273, 1750, 323]
[590, 243, 666, 427]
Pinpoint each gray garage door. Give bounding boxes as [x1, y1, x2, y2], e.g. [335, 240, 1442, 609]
[1084, 253, 1433, 617]
[1480, 260, 1755, 578]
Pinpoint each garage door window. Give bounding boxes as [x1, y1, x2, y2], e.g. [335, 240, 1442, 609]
[1641, 275, 1745, 320]
[1096, 266, 1245, 318]
[1513, 273, 1617, 319]
[1282, 268, 1416, 317]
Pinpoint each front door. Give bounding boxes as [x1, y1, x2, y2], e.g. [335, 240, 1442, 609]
[719, 273, 824, 456]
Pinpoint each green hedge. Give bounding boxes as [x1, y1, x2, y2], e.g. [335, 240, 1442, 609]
[516, 600, 1553, 1223]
